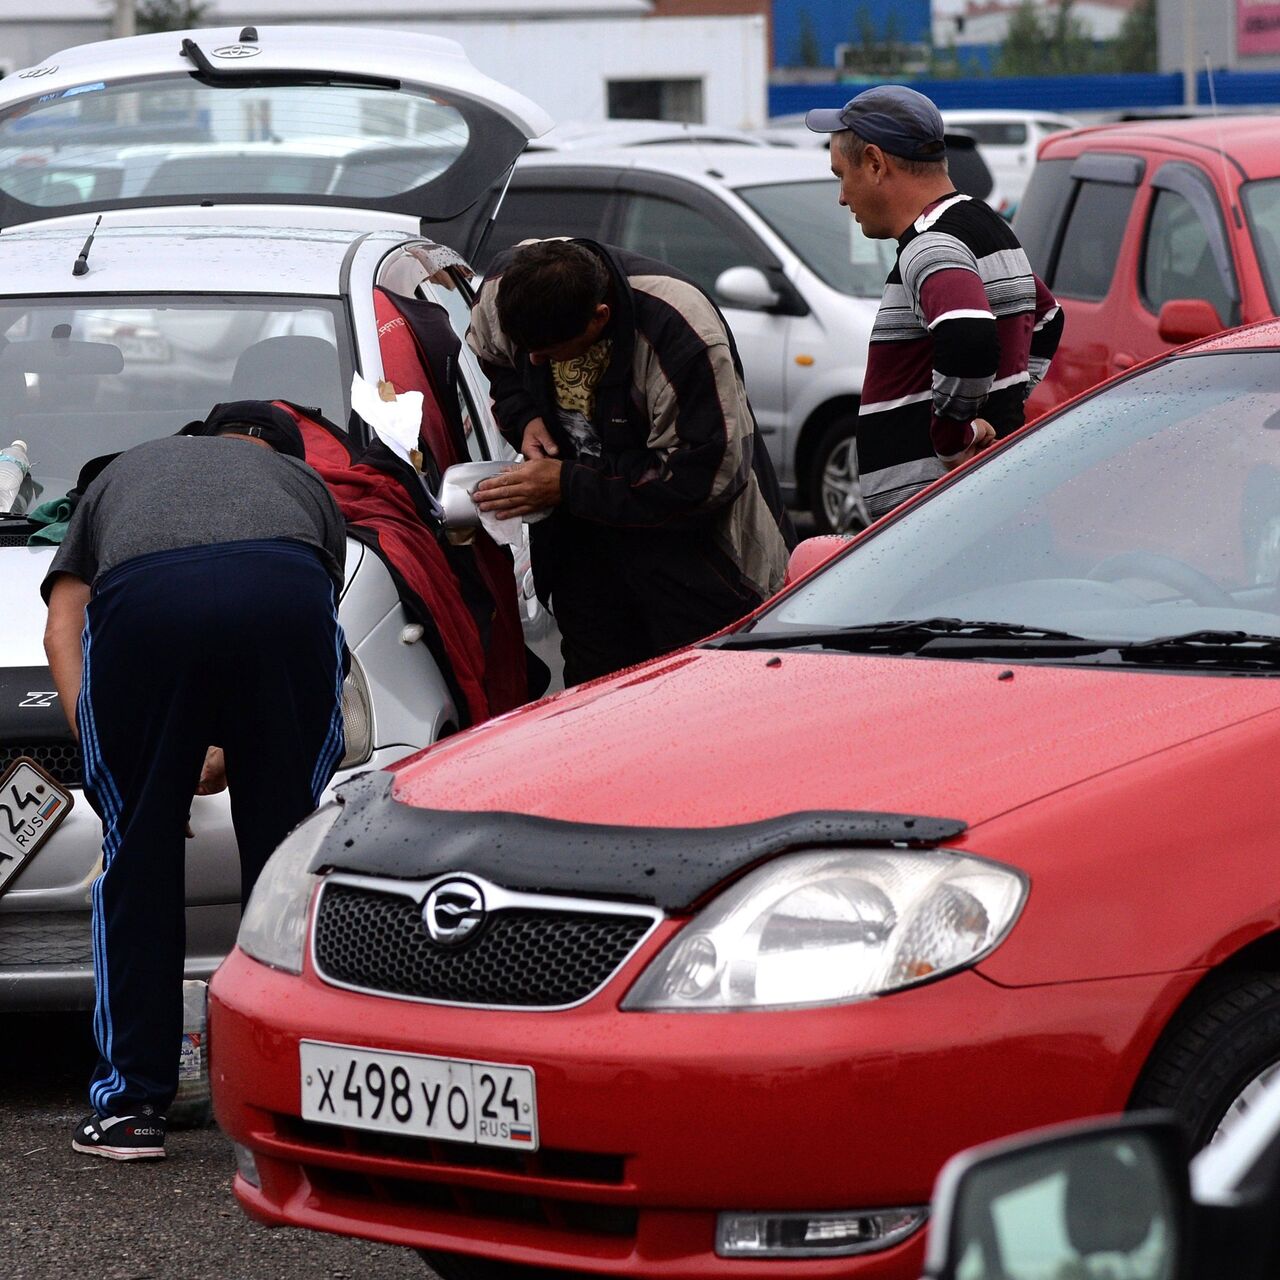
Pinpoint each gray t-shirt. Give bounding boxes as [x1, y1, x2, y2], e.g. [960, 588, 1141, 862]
[42, 435, 346, 600]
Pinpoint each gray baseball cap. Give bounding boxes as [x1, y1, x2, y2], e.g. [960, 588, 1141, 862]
[805, 85, 946, 161]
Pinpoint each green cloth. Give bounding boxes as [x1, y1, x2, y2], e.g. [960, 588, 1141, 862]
[25, 496, 75, 546]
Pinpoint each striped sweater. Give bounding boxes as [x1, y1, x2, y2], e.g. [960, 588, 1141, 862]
[858, 192, 1064, 518]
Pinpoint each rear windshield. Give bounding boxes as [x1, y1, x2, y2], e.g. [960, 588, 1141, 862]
[0, 295, 351, 508]
[0, 78, 511, 219]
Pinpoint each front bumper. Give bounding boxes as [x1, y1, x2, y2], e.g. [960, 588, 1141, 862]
[210, 945, 1192, 1278]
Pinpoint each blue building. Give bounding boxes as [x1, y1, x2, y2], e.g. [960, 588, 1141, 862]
[774, 0, 932, 69]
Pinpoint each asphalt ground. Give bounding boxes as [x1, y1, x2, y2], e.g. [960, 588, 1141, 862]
[1, 1012, 431, 1280]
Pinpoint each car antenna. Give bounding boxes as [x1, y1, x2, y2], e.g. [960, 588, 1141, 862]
[1205, 58, 1243, 229]
[72, 215, 102, 277]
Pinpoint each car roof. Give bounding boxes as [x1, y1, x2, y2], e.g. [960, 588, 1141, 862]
[516, 143, 835, 188]
[0, 222, 391, 295]
[941, 109, 1079, 124]
[1041, 115, 1280, 174]
[530, 120, 768, 150]
[1187, 315, 1280, 353]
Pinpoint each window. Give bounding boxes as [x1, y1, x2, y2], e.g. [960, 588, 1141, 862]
[1051, 181, 1136, 300]
[617, 194, 758, 297]
[607, 79, 704, 124]
[961, 120, 1028, 147]
[1013, 158, 1074, 277]
[480, 187, 613, 271]
[1142, 188, 1232, 324]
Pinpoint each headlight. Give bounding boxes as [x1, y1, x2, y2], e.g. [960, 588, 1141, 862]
[623, 849, 1025, 1011]
[337, 655, 373, 769]
[237, 803, 341, 973]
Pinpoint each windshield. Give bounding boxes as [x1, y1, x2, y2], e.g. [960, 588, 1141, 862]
[748, 352, 1280, 647]
[0, 295, 351, 510]
[0, 77, 520, 221]
[737, 180, 896, 297]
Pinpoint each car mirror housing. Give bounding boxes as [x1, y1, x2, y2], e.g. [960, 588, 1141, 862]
[922, 1113, 1191, 1280]
[784, 534, 851, 585]
[1158, 298, 1223, 345]
[715, 265, 781, 312]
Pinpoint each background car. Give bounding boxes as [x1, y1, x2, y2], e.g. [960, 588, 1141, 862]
[438, 144, 896, 531]
[939, 108, 1079, 216]
[213, 315, 1280, 1278]
[1016, 115, 1280, 416]
[0, 26, 558, 1010]
[528, 119, 770, 151]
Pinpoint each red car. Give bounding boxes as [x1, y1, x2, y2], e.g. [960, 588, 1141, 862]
[213, 319, 1280, 1279]
[1016, 115, 1280, 415]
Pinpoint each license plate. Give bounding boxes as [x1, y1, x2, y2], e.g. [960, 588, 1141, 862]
[299, 1040, 539, 1150]
[0, 758, 74, 899]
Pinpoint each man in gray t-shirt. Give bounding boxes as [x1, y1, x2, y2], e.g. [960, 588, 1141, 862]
[42, 401, 348, 1163]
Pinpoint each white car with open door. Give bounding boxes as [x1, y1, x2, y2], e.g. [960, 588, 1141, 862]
[0, 25, 556, 1010]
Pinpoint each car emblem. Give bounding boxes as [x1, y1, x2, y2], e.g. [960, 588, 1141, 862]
[212, 45, 262, 59]
[18, 66, 57, 79]
[422, 879, 486, 947]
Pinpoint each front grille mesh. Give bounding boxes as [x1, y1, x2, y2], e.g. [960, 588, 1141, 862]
[0, 742, 83, 789]
[313, 883, 651, 1007]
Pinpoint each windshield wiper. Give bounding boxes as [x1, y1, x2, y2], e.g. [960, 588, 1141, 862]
[1119, 630, 1280, 668]
[711, 617, 1092, 654]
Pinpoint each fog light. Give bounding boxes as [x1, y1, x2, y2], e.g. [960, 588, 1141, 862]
[233, 1142, 261, 1188]
[716, 1207, 927, 1258]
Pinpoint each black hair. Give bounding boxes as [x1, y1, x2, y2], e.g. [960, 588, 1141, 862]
[496, 241, 610, 351]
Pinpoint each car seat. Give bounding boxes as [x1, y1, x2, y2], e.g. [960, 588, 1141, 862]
[230, 335, 345, 425]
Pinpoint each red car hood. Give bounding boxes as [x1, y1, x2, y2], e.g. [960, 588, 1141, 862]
[393, 649, 1280, 829]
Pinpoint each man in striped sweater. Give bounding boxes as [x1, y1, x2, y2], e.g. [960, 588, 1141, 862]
[807, 85, 1064, 520]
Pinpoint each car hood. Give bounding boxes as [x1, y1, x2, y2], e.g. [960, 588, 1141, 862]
[393, 647, 1280, 830]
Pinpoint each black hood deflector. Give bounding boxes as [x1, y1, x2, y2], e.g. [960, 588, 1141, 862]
[315, 770, 968, 912]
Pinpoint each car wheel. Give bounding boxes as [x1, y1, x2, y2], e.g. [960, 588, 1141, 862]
[1130, 972, 1280, 1149]
[418, 1251, 574, 1280]
[808, 415, 866, 535]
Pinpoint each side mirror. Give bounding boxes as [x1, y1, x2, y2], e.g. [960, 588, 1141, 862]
[785, 534, 852, 585]
[715, 265, 782, 312]
[1157, 298, 1223, 345]
[922, 1115, 1189, 1280]
[438, 460, 511, 529]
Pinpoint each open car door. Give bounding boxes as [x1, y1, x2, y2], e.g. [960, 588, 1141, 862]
[0, 25, 552, 241]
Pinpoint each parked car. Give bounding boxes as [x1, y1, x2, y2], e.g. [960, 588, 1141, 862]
[528, 119, 770, 151]
[213, 312, 1280, 1278]
[0, 25, 559, 1010]
[438, 144, 897, 531]
[939, 109, 1079, 215]
[923, 1078, 1280, 1280]
[1016, 115, 1280, 416]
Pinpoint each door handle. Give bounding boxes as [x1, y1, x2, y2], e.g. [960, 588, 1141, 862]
[1113, 352, 1137, 370]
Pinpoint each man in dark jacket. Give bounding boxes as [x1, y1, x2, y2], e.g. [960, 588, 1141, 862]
[467, 238, 793, 684]
[42, 401, 347, 1161]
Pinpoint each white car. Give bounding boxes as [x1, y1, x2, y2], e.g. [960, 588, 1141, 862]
[0, 25, 559, 1010]
[527, 119, 770, 151]
[440, 144, 895, 531]
[940, 109, 1080, 215]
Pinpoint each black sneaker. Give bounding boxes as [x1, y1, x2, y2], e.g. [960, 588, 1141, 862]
[72, 1112, 166, 1161]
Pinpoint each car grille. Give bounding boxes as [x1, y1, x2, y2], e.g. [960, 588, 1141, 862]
[0, 913, 93, 967]
[0, 533, 31, 548]
[313, 882, 654, 1008]
[0, 741, 83, 789]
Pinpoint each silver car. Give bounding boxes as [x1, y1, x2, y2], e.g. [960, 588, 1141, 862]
[0, 24, 556, 1009]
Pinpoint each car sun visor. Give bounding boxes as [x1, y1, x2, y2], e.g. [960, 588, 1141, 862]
[316, 769, 969, 912]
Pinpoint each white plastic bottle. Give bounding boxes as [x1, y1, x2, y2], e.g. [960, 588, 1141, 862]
[169, 978, 213, 1128]
[0, 439, 29, 514]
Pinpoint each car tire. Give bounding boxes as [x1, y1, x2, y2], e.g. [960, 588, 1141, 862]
[418, 1251, 573, 1280]
[808, 415, 865, 535]
[1130, 971, 1280, 1149]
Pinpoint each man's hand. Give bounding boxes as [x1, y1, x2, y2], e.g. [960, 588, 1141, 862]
[474, 458, 563, 518]
[520, 418, 559, 459]
[943, 419, 997, 471]
[195, 746, 227, 796]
